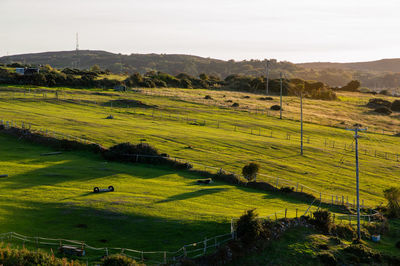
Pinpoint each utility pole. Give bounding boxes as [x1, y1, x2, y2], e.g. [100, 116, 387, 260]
[279, 72, 283, 119]
[266, 60, 270, 95]
[346, 126, 367, 240]
[300, 92, 303, 155]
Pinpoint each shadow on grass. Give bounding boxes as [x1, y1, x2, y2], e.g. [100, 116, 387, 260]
[0, 200, 228, 252]
[156, 188, 228, 203]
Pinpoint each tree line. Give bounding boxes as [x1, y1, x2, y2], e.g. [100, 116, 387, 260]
[0, 64, 360, 100]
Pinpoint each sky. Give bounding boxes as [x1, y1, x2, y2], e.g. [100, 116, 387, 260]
[1, 0, 400, 63]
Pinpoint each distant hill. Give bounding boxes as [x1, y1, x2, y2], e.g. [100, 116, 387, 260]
[0, 50, 295, 79]
[3, 50, 400, 88]
[298, 59, 400, 73]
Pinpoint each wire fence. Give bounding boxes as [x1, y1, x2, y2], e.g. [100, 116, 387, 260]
[2, 89, 399, 163]
[0, 231, 234, 265]
[0, 118, 385, 208]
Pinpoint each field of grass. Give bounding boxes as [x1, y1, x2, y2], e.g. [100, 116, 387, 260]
[0, 133, 317, 252]
[0, 85, 399, 206]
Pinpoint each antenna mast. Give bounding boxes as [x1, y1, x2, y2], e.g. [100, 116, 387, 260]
[75, 32, 80, 69]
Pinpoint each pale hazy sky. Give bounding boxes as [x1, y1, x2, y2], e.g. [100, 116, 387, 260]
[1, 0, 400, 63]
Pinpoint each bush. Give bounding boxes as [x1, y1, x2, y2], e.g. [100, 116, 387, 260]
[103, 142, 162, 164]
[308, 88, 337, 100]
[384, 186, 400, 218]
[0, 246, 83, 266]
[374, 107, 392, 115]
[242, 162, 260, 182]
[379, 89, 391, 96]
[270, 105, 281, 110]
[101, 254, 142, 266]
[332, 224, 356, 240]
[364, 220, 389, 235]
[391, 100, 400, 111]
[236, 209, 264, 244]
[344, 244, 381, 263]
[231, 102, 239, 107]
[312, 211, 332, 233]
[204, 95, 212, 100]
[258, 97, 273, 101]
[215, 170, 242, 185]
[367, 98, 392, 109]
[336, 80, 361, 92]
[317, 252, 337, 266]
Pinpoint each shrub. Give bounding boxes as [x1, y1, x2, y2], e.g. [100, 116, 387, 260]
[231, 102, 239, 107]
[0, 246, 83, 266]
[103, 142, 162, 164]
[204, 95, 212, 100]
[344, 244, 381, 263]
[384, 186, 400, 218]
[366, 98, 392, 109]
[374, 107, 392, 115]
[101, 254, 142, 266]
[379, 89, 391, 96]
[308, 88, 337, 100]
[258, 97, 273, 101]
[336, 80, 361, 92]
[236, 209, 264, 244]
[332, 224, 356, 240]
[270, 105, 281, 110]
[364, 220, 389, 235]
[215, 170, 242, 185]
[242, 162, 260, 182]
[391, 100, 400, 111]
[312, 211, 332, 233]
[317, 252, 337, 266]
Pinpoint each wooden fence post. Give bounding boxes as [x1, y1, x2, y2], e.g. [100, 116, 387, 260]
[285, 208, 287, 218]
[203, 238, 207, 254]
[296, 209, 298, 218]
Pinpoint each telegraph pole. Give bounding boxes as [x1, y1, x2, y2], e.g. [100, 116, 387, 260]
[346, 126, 367, 240]
[266, 60, 270, 95]
[279, 72, 283, 119]
[300, 92, 303, 155]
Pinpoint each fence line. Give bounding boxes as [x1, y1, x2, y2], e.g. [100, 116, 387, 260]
[0, 118, 382, 207]
[2, 90, 399, 163]
[0, 202, 383, 263]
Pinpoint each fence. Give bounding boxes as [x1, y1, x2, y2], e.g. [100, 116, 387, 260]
[2, 89, 399, 164]
[0, 231, 234, 265]
[0, 202, 383, 264]
[0, 118, 384, 208]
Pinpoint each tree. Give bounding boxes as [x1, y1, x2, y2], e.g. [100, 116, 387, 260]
[384, 187, 400, 218]
[90, 64, 101, 72]
[242, 162, 260, 182]
[236, 209, 263, 244]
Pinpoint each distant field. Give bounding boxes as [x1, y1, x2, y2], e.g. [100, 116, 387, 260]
[0, 133, 315, 252]
[0, 85, 399, 206]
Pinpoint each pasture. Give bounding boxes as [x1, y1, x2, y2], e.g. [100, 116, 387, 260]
[0, 133, 315, 251]
[0, 85, 399, 206]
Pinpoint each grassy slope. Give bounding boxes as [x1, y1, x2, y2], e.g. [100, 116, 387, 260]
[0, 133, 315, 251]
[231, 219, 400, 265]
[0, 85, 399, 206]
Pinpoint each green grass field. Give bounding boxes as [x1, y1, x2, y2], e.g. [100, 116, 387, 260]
[0, 85, 399, 206]
[0, 133, 317, 252]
